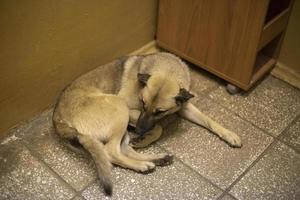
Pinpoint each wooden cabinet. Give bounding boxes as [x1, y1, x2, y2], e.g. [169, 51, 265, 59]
[157, 0, 294, 91]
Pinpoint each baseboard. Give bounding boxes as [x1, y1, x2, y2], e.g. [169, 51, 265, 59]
[129, 41, 160, 55]
[271, 62, 300, 89]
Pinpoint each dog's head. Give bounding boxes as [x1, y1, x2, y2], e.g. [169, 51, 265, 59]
[135, 73, 194, 135]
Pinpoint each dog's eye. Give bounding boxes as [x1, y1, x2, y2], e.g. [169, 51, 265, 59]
[154, 109, 167, 116]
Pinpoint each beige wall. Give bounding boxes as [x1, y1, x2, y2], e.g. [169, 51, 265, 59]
[278, 0, 300, 73]
[0, 0, 158, 138]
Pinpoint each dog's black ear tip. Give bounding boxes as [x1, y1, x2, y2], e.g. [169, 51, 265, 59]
[175, 88, 194, 104]
[137, 73, 151, 85]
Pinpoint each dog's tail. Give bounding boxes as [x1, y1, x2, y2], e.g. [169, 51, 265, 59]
[78, 135, 113, 196]
[53, 111, 113, 195]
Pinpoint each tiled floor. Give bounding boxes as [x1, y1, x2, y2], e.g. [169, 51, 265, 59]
[1, 64, 300, 200]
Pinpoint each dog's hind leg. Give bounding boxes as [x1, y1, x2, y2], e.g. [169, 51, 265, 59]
[105, 137, 156, 173]
[78, 134, 113, 196]
[179, 102, 242, 147]
[121, 134, 173, 166]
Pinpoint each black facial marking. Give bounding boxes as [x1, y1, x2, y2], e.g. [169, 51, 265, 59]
[175, 88, 194, 105]
[137, 73, 151, 85]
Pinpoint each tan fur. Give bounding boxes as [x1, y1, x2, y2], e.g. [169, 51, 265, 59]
[53, 56, 172, 196]
[53, 52, 241, 195]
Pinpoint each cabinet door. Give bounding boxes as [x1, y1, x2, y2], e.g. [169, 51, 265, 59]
[157, 0, 269, 88]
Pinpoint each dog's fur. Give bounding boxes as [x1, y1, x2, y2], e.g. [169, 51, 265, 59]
[53, 52, 241, 195]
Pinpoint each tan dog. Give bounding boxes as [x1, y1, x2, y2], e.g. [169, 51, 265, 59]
[53, 52, 241, 196]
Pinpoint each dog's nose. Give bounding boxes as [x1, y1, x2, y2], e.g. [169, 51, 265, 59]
[135, 112, 155, 135]
[135, 120, 154, 135]
[135, 126, 146, 135]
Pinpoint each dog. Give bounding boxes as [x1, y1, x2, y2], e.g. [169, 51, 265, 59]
[52, 52, 241, 196]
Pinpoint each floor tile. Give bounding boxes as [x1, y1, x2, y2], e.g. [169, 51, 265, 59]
[81, 146, 222, 200]
[0, 142, 75, 200]
[72, 195, 86, 200]
[280, 117, 300, 152]
[158, 97, 273, 189]
[21, 109, 97, 191]
[189, 65, 219, 95]
[230, 142, 300, 200]
[208, 76, 300, 136]
[220, 194, 237, 200]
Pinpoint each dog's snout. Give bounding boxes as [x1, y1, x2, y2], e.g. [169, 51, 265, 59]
[135, 112, 155, 135]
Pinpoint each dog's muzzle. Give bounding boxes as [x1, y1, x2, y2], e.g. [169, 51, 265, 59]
[135, 111, 155, 135]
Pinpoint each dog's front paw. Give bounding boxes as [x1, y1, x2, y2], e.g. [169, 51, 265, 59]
[138, 161, 156, 174]
[131, 138, 145, 148]
[153, 154, 174, 166]
[130, 136, 143, 144]
[227, 134, 242, 148]
[130, 137, 151, 148]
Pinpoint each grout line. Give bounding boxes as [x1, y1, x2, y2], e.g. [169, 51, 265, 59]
[22, 138, 98, 197]
[220, 193, 239, 200]
[203, 92, 300, 153]
[217, 112, 300, 199]
[225, 105, 300, 154]
[157, 96, 300, 199]
[167, 91, 300, 199]
[278, 139, 300, 155]
[277, 112, 300, 137]
[21, 141, 78, 199]
[76, 177, 98, 195]
[216, 139, 279, 200]
[156, 144, 226, 193]
[71, 194, 86, 200]
[201, 92, 275, 137]
[276, 113, 300, 154]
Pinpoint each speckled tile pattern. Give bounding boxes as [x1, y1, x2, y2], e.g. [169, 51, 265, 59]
[159, 97, 273, 189]
[189, 65, 219, 95]
[208, 76, 300, 136]
[0, 142, 76, 200]
[220, 194, 237, 200]
[21, 110, 97, 191]
[280, 117, 300, 152]
[0, 66, 299, 199]
[82, 150, 222, 200]
[230, 142, 300, 200]
[72, 195, 86, 200]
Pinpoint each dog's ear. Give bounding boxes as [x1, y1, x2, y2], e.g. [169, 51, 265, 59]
[175, 88, 194, 105]
[137, 73, 151, 85]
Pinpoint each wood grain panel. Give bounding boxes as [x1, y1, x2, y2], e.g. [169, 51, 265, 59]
[258, 9, 290, 51]
[0, 0, 158, 138]
[157, 0, 269, 87]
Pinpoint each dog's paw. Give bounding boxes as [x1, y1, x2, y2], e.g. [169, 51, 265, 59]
[130, 137, 144, 147]
[227, 134, 242, 148]
[130, 137, 152, 148]
[138, 161, 156, 174]
[153, 154, 174, 166]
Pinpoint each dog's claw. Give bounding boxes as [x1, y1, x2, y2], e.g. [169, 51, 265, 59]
[140, 167, 156, 174]
[154, 154, 174, 166]
[228, 135, 242, 148]
[137, 161, 156, 174]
